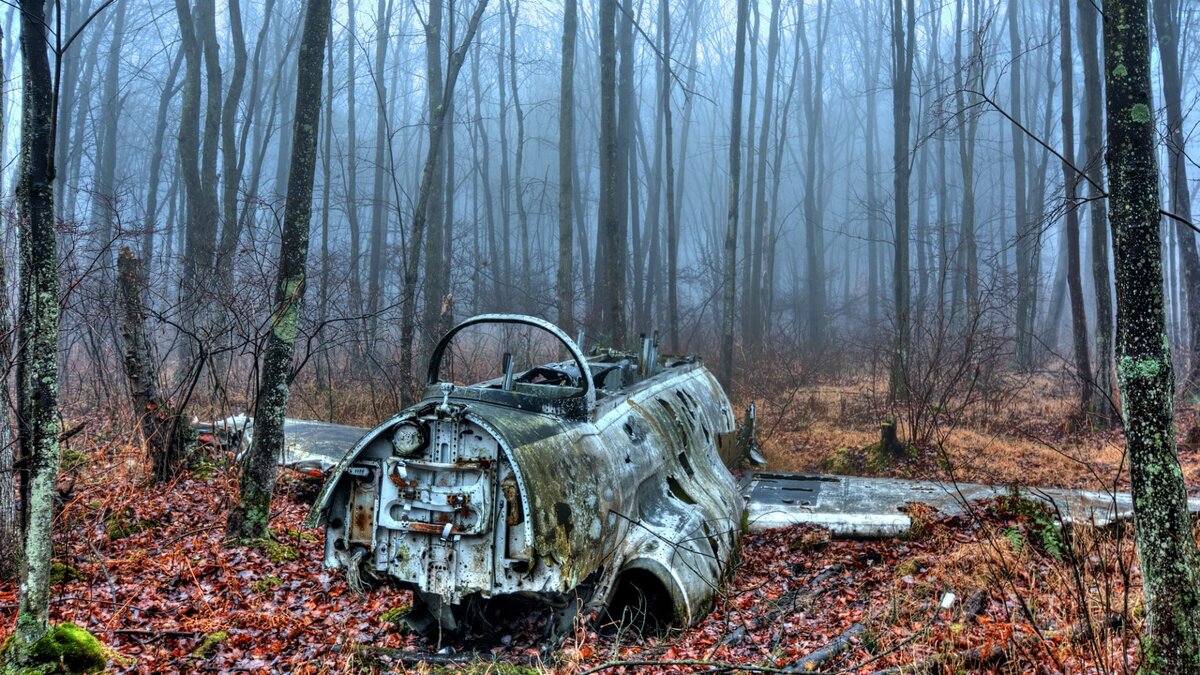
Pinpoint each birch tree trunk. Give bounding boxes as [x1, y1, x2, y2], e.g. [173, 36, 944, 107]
[9, 0, 62, 656]
[227, 0, 331, 542]
[1104, 0, 1200, 667]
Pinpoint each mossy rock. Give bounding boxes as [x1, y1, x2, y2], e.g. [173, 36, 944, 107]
[50, 562, 84, 586]
[189, 631, 228, 659]
[26, 622, 107, 673]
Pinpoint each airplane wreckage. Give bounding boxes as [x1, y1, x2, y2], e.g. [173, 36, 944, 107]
[204, 313, 1200, 641]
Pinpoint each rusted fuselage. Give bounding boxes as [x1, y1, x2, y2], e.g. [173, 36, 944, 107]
[307, 315, 748, 637]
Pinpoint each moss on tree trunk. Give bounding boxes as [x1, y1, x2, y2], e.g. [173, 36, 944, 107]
[226, 0, 331, 542]
[9, 0, 62, 662]
[1103, 0, 1200, 668]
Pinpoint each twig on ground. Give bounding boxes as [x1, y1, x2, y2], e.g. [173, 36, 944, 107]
[785, 622, 865, 672]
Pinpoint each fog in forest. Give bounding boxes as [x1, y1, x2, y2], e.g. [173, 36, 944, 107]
[0, 0, 1183, 420]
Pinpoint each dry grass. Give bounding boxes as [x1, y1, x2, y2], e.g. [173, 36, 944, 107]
[735, 366, 1199, 494]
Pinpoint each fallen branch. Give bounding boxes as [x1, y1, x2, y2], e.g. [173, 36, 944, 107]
[869, 635, 1037, 674]
[785, 622, 865, 672]
[584, 659, 792, 675]
[107, 628, 201, 638]
[363, 646, 541, 670]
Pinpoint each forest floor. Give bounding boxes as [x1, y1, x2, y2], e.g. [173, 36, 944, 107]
[1, 369, 1190, 673]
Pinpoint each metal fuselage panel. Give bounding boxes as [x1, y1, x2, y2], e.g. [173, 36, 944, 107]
[314, 361, 744, 625]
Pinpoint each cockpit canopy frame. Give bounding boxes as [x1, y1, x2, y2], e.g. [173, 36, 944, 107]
[424, 313, 598, 419]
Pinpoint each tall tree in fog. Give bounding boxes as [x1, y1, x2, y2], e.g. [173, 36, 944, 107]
[662, 0, 680, 352]
[1079, 0, 1116, 425]
[596, 0, 625, 343]
[89, 0, 128, 281]
[8, 0, 62, 659]
[399, 0, 490, 402]
[953, 0, 978, 314]
[419, 0, 447, 362]
[1153, 0, 1200, 395]
[557, 0, 577, 334]
[721, 0, 749, 388]
[1104, 0, 1200, 667]
[800, 0, 829, 354]
[1010, 0, 1036, 370]
[890, 0, 916, 398]
[1060, 0, 1094, 416]
[365, 0, 393, 344]
[0, 21, 13, 577]
[227, 0, 331, 541]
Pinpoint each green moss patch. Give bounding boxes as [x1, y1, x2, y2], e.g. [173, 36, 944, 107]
[189, 631, 229, 659]
[59, 446, 89, 472]
[49, 562, 84, 586]
[27, 622, 107, 673]
[105, 507, 154, 541]
[378, 604, 412, 628]
[252, 575, 283, 592]
[248, 537, 300, 563]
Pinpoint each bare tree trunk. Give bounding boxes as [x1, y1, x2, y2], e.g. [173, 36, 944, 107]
[720, 0, 749, 388]
[0, 27, 16, 573]
[1079, 0, 1117, 426]
[557, 0, 577, 333]
[470, 38, 499, 310]
[890, 0, 915, 399]
[117, 249, 193, 481]
[669, 0, 700, 352]
[616, 0, 634, 339]
[9, 0, 61, 656]
[227, 0, 331, 542]
[596, 0, 625, 344]
[90, 0, 128, 279]
[365, 0, 393, 344]
[142, 50, 184, 265]
[1153, 0, 1200, 396]
[800, 0, 829, 353]
[317, 21, 334, 399]
[748, 0, 780, 353]
[508, 0, 531, 307]
[953, 0, 978, 316]
[1103, 0, 1200, 668]
[1010, 0, 1035, 370]
[398, 0, 490, 404]
[344, 0, 364, 319]
[216, 0, 249, 291]
[420, 0, 446, 362]
[1059, 0, 1094, 417]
